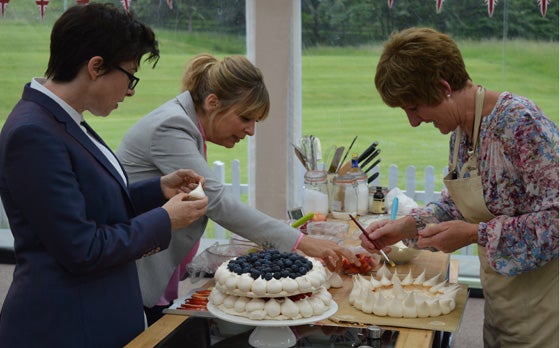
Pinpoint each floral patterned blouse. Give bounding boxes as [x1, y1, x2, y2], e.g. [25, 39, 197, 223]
[408, 92, 559, 276]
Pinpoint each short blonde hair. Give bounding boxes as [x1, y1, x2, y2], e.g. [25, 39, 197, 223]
[181, 54, 270, 122]
[375, 27, 470, 107]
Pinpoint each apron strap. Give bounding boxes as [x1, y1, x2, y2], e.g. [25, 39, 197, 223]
[450, 127, 462, 178]
[450, 86, 485, 178]
[469, 86, 485, 155]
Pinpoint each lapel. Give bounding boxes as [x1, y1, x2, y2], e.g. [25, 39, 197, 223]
[22, 85, 130, 195]
[176, 91, 205, 154]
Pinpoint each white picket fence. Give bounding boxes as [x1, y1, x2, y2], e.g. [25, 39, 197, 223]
[0, 161, 468, 252]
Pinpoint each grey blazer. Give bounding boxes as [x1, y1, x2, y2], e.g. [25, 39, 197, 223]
[117, 91, 300, 307]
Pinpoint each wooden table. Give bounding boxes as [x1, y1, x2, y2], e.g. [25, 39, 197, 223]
[126, 217, 463, 348]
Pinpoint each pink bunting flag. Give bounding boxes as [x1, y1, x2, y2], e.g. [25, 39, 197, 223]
[76, 0, 89, 4]
[435, 0, 445, 13]
[387, 0, 394, 9]
[167, 0, 173, 9]
[537, 0, 549, 16]
[121, 0, 129, 11]
[485, 0, 498, 17]
[35, 0, 48, 19]
[0, 0, 9, 17]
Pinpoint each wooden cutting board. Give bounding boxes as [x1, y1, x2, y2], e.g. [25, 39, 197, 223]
[317, 250, 469, 333]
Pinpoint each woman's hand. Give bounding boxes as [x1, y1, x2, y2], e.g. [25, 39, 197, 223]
[162, 193, 208, 230]
[417, 221, 478, 253]
[297, 235, 359, 272]
[359, 215, 417, 253]
[160, 169, 206, 200]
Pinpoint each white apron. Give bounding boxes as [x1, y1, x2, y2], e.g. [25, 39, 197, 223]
[443, 86, 558, 348]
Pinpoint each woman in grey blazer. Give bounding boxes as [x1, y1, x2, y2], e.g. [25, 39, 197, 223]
[117, 54, 358, 324]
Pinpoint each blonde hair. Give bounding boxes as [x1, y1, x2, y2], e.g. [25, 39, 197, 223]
[181, 54, 270, 122]
[375, 27, 470, 107]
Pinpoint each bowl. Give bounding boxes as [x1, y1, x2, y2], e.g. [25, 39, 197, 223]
[387, 241, 421, 264]
[230, 234, 252, 245]
[307, 234, 343, 245]
[307, 221, 349, 240]
[206, 243, 261, 271]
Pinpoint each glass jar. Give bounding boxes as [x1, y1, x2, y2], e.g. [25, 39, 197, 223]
[302, 170, 329, 216]
[329, 174, 358, 218]
[347, 153, 369, 215]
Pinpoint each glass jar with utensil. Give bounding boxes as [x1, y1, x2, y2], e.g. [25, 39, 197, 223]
[347, 154, 369, 215]
[302, 170, 329, 216]
[329, 174, 358, 219]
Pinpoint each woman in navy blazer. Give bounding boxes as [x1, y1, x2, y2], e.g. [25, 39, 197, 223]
[0, 3, 208, 347]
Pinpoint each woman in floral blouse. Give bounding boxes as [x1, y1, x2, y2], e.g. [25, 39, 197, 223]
[361, 27, 558, 348]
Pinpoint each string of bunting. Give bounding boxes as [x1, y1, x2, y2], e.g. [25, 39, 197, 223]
[0, 0, 551, 19]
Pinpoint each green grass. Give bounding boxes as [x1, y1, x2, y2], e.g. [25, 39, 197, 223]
[1, 24, 558, 196]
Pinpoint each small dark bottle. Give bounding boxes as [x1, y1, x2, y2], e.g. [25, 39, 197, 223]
[372, 186, 386, 214]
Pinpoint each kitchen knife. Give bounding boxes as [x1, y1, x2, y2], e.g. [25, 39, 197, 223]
[328, 146, 345, 173]
[363, 158, 381, 175]
[359, 148, 381, 169]
[367, 171, 380, 184]
[357, 141, 378, 163]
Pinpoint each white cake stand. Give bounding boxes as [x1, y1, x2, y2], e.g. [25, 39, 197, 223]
[207, 302, 338, 348]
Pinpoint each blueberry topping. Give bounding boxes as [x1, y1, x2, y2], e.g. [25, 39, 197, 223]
[226, 250, 312, 279]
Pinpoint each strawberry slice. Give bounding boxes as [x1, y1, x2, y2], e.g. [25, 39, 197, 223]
[179, 304, 207, 311]
[342, 253, 376, 274]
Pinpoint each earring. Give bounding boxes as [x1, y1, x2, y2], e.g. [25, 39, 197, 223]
[446, 94, 451, 98]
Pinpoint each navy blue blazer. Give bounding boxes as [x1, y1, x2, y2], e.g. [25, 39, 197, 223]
[0, 84, 172, 347]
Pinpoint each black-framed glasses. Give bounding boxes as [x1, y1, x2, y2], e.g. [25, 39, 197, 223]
[115, 66, 140, 90]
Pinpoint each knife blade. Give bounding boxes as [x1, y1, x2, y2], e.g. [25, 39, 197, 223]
[359, 148, 381, 169]
[357, 141, 378, 163]
[328, 146, 345, 173]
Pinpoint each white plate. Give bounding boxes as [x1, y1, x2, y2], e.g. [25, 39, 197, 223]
[207, 302, 338, 348]
[206, 301, 338, 327]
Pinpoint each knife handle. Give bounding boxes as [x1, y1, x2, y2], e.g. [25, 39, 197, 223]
[357, 141, 378, 163]
[367, 172, 380, 184]
[364, 158, 381, 175]
[360, 148, 381, 168]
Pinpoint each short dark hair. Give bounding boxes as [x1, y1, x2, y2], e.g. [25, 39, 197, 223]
[45, 2, 159, 82]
